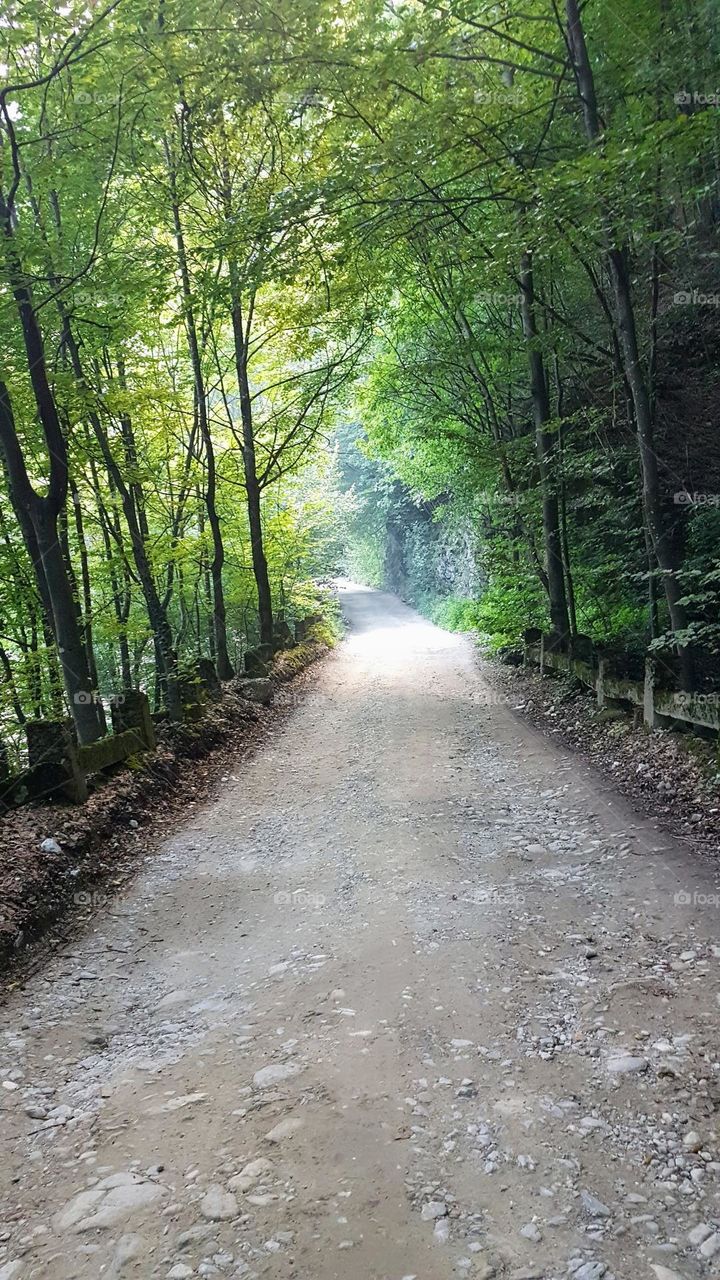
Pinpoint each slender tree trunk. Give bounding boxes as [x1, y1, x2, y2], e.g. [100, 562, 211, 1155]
[0, 460, 64, 711]
[518, 252, 571, 644]
[59, 331, 183, 719]
[35, 504, 106, 737]
[90, 459, 133, 690]
[228, 269, 274, 648]
[69, 476, 106, 730]
[0, 184, 104, 740]
[0, 638, 27, 726]
[0, 380, 103, 742]
[565, 0, 693, 685]
[165, 142, 234, 677]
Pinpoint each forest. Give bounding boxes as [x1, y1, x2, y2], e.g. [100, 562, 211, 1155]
[1, 0, 719, 763]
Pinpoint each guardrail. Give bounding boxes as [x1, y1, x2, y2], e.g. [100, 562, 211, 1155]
[523, 630, 720, 734]
[0, 616, 318, 811]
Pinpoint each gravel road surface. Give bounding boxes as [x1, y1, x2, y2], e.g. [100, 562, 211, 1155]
[1, 584, 718, 1280]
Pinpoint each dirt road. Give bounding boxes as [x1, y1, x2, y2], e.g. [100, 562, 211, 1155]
[1, 584, 719, 1280]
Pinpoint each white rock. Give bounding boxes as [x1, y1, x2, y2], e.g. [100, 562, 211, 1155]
[161, 1092, 207, 1112]
[24, 1104, 48, 1120]
[55, 1174, 166, 1232]
[264, 1117, 304, 1144]
[228, 1159, 273, 1193]
[421, 1201, 447, 1221]
[252, 1062, 303, 1089]
[167, 1267, 194, 1279]
[433, 1218, 450, 1245]
[200, 1185, 238, 1222]
[40, 838, 62, 854]
[112, 1234, 145, 1269]
[699, 1233, 720, 1260]
[0, 1263, 23, 1280]
[606, 1055, 649, 1075]
[688, 1223, 712, 1246]
[47, 1103, 74, 1122]
[520, 1222, 542, 1242]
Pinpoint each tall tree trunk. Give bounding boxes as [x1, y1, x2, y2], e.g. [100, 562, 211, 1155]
[0, 456, 64, 711]
[228, 268, 274, 649]
[89, 457, 133, 690]
[58, 328, 182, 719]
[34, 501, 105, 738]
[565, 0, 693, 685]
[0, 404, 104, 744]
[165, 141, 234, 677]
[0, 184, 104, 742]
[69, 476, 106, 731]
[96, 419, 183, 721]
[518, 251, 571, 644]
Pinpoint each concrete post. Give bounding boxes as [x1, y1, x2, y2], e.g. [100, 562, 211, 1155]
[25, 719, 87, 803]
[643, 656, 658, 728]
[596, 657, 607, 709]
[110, 691, 156, 751]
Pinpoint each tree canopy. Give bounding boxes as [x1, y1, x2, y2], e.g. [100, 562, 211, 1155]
[1, 0, 719, 756]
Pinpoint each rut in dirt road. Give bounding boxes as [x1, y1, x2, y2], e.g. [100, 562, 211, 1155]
[0, 584, 719, 1280]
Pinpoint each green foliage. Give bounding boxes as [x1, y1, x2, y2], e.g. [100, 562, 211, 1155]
[1, 0, 719, 756]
